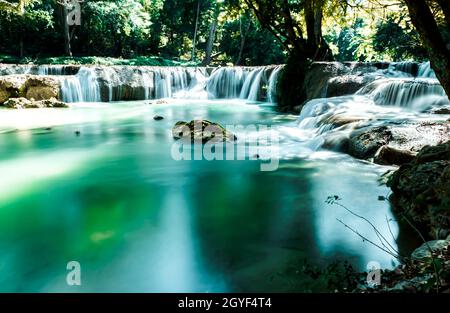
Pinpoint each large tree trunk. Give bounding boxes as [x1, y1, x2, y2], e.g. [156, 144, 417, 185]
[191, 0, 201, 61]
[404, 0, 450, 100]
[304, 0, 332, 60]
[61, 4, 72, 57]
[235, 17, 251, 66]
[202, 6, 219, 66]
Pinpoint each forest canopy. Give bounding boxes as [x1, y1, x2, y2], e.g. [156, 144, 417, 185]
[0, 0, 445, 66]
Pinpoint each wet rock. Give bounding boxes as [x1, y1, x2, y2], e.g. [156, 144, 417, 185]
[153, 115, 164, 121]
[172, 120, 237, 143]
[431, 107, 450, 115]
[303, 62, 348, 101]
[3, 97, 68, 109]
[389, 141, 450, 238]
[411, 239, 450, 262]
[374, 145, 416, 166]
[327, 75, 377, 98]
[348, 126, 393, 159]
[348, 122, 449, 161]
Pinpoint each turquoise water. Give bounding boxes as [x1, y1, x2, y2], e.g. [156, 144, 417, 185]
[0, 100, 413, 292]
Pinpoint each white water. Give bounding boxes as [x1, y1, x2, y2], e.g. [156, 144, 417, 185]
[61, 67, 101, 102]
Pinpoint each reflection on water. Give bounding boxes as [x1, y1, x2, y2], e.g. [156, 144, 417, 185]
[0, 100, 417, 292]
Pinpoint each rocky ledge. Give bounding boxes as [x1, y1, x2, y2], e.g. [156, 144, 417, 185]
[3, 97, 68, 109]
[345, 121, 449, 166]
[0, 74, 61, 105]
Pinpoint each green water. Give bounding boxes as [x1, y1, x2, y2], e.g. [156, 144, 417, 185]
[0, 100, 413, 292]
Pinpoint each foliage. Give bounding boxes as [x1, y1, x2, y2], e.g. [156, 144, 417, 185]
[373, 15, 428, 61]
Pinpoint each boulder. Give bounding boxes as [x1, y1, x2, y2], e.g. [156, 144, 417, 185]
[348, 126, 393, 159]
[327, 75, 377, 98]
[0, 74, 62, 104]
[0, 75, 27, 103]
[374, 145, 416, 166]
[172, 120, 237, 143]
[389, 141, 450, 238]
[22, 76, 61, 101]
[3, 97, 68, 109]
[411, 239, 450, 262]
[348, 122, 449, 161]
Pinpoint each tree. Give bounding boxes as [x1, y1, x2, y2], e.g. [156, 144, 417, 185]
[403, 0, 450, 99]
[0, 0, 33, 57]
[243, 0, 333, 110]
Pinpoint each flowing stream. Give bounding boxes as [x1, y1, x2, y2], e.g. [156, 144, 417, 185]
[0, 61, 448, 292]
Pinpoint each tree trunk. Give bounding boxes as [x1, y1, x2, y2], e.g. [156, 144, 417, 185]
[62, 4, 72, 57]
[404, 0, 450, 100]
[235, 17, 250, 66]
[202, 7, 219, 66]
[304, 0, 332, 60]
[191, 0, 201, 61]
[18, 1, 25, 58]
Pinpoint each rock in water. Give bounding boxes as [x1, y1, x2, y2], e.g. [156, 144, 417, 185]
[3, 97, 68, 109]
[348, 126, 393, 159]
[374, 145, 416, 166]
[172, 120, 237, 143]
[389, 141, 450, 238]
[153, 115, 164, 121]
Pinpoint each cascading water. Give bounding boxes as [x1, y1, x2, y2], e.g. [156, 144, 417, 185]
[357, 78, 446, 107]
[418, 61, 436, 78]
[294, 61, 449, 155]
[61, 67, 101, 103]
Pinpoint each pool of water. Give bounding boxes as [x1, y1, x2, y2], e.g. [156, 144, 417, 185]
[0, 100, 417, 292]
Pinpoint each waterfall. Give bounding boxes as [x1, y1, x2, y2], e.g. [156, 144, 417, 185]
[61, 67, 101, 102]
[241, 68, 265, 101]
[268, 66, 282, 103]
[356, 78, 446, 107]
[418, 61, 437, 78]
[207, 67, 246, 99]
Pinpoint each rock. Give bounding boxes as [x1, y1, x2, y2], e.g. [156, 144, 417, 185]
[348, 122, 449, 161]
[411, 239, 450, 261]
[0, 74, 62, 104]
[389, 141, 450, 238]
[374, 145, 416, 166]
[156, 99, 169, 104]
[153, 115, 164, 120]
[0, 75, 27, 104]
[22, 76, 61, 101]
[327, 75, 377, 98]
[348, 126, 393, 159]
[430, 106, 450, 115]
[303, 62, 348, 101]
[172, 120, 237, 143]
[3, 97, 68, 109]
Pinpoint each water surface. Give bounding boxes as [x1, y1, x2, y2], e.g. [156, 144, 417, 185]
[0, 100, 412, 292]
